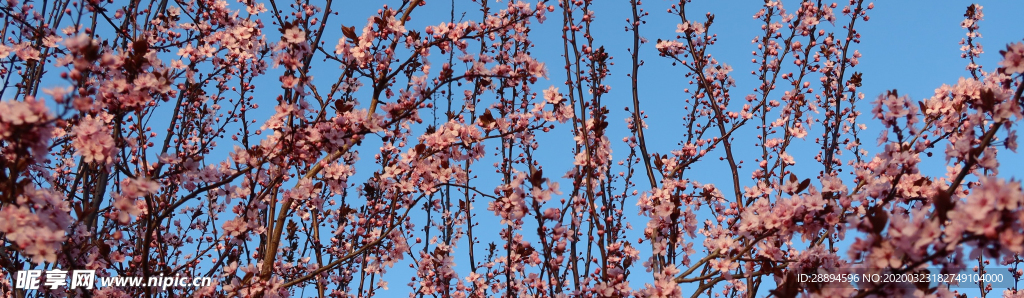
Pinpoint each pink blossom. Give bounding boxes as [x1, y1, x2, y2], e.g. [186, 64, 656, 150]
[73, 115, 116, 165]
[1000, 42, 1024, 74]
[283, 27, 306, 44]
